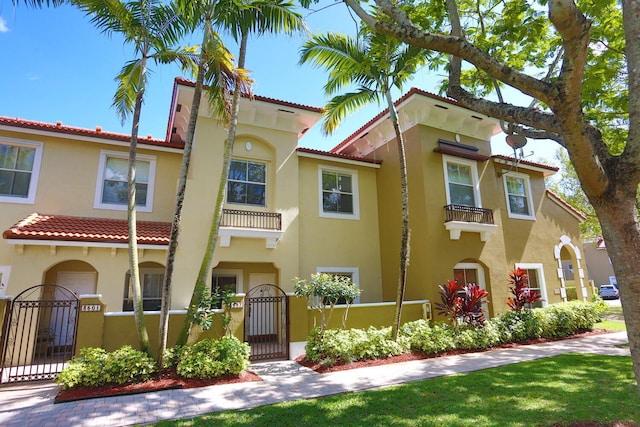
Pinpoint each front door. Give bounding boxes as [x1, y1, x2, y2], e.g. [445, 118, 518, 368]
[54, 272, 96, 350]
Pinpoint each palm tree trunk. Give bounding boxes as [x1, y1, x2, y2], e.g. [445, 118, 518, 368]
[176, 33, 249, 346]
[387, 90, 410, 341]
[128, 57, 151, 355]
[158, 49, 208, 364]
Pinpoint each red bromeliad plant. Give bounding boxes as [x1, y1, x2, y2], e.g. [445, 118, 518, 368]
[506, 268, 542, 311]
[435, 280, 489, 326]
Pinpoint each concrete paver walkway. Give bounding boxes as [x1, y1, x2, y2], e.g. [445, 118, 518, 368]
[0, 332, 630, 427]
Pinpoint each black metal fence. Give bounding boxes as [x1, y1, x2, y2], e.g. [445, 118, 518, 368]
[444, 204, 494, 224]
[221, 209, 282, 230]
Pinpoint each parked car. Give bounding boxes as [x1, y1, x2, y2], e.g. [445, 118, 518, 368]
[599, 284, 620, 299]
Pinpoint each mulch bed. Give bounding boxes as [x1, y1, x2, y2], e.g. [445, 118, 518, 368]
[54, 369, 262, 403]
[296, 328, 615, 374]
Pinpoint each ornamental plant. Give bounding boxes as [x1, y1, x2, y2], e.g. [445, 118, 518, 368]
[293, 273, 361, 333]
[435, 280, 489, 326]
[506, 268, 542, 311]
[191, 287, 236, 336]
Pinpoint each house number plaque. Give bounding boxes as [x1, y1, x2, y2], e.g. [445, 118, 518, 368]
[81, 304, 102, 312]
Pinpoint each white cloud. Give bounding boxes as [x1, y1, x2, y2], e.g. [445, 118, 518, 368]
[0, 16, 8, 33]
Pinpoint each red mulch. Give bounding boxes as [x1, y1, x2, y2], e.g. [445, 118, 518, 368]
[295, 329, 615, 374]
[54, 368, 261, 403]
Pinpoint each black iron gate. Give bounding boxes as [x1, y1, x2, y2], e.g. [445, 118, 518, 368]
[244, 284, 288, 361]
[0, 284, 79, 383]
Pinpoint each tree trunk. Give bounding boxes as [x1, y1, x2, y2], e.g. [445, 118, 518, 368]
[157, 44, 208, 365]
[127, 57, 151, 356]
[592, 193, 640, 394]
[387, 90, 410, 340]
[176, 33, 249, 346]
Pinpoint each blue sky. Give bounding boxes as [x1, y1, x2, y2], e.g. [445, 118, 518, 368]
[0, 2, 560, 160]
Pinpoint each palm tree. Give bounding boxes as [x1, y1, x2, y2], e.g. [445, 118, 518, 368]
[300, 28, 427, 339]
[72, 0, 192, 355]
[157, 0, 253, 362]
[175, 0, 307, 346]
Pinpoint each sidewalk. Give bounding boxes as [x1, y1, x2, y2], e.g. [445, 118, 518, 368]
[0, 332, 630, 427]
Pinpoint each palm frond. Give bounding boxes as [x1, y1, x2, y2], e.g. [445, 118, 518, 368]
[112, 59, 144, 123]
[322, 89, 380, 135]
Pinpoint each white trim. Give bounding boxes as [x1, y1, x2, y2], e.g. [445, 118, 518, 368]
[503, 171, 535, 220]
[318, 165, 360, 220]
[4, 239, 167, 250]
[218, 227, 283, 249]
[0, 266, 11, 296]
[444, 221, 498, 242]
[316, 266, 361, 303]
[212, 268, 244, 294]
[515, 263, 549, 308]
[94, 150, 156, 212]
[0, 125, 183, 154]
[442, 155, 482, 207]
[297, 151, 380, 168]
[0, 137, 43, 204]
[493, 157, 557, 176]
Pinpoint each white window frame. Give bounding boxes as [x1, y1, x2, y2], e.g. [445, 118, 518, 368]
[94, 150, 156, 212]
[453, 262, 488, 314]
[316, 266, 361, 303]
[0, 138, 43, 204]
[442, 155, 482, 207]
[211, 268, 244, 294]
[123, 267, 164, 312]
[515, 263, 548, 308]
[318, 166, 360, 220]
[503, 171, 535, 220]
[0, 266, 11, 296]
[226, 158, 267, 207]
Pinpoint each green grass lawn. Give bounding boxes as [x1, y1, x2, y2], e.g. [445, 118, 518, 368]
[595, 319, 627, 331]
[153, 354, 639, 427]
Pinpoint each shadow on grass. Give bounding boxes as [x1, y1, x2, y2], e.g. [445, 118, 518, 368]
[157, 354, 640, 427]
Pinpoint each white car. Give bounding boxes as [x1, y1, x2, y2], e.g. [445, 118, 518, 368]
[599, 284, 619, 299]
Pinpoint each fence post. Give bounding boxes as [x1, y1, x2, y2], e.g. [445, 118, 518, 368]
[75, 294, 105, 355]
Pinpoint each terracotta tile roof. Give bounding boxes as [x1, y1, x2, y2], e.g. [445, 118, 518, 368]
[174, 77, 323, 113]
[296, 147, 382, 164]
[492, 154, 559, 172]
[546, 190, 587, 220]
[3, 213, 170, 246]
[332, 87, 464, 153]
[0, 116, 183, 149]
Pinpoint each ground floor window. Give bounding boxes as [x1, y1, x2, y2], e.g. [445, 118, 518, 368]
[123, 268, 163, 311]
[515, 263, 548, 308]
[452, 262, 488, 313]
[316, 267, 360, 304]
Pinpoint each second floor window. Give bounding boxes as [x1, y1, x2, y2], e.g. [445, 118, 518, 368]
[319, 166, 360, 219]
[95, 150, 156, 212]
[503, 173, 535, 219]
[0, 140, 42, 204]
[445, 160, 477, 207]
[227, 159, 266, 206]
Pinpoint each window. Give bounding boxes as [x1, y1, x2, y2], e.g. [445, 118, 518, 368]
[123, 268, 164, 311]
[0, 139, 43, 204]
[452, 262, 488, 313]
[443, 156, 480, 207]
[95, 150, 156, 212]
[227, 159, 266, 206]
[318, 167, 360, 219]
[515, 263, 548, 307]
[316, 267, 360, 304]
[503, 172, 535, 219]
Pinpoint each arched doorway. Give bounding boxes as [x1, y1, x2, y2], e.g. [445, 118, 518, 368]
[554, 235, 588, 301]
[244, 284, 288, 361]
[0, 284, 79, 383]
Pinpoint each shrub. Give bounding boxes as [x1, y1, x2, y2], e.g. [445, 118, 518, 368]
[55, 346, 156, 390]
[399, 320, 455, 354]
[506, 268, 542, 311]
[492, 309, 544, 343]
[435, 280, 489, 326]
[453, 322, 501, 350]
[540, 300, 606, 338]
[304, 326, 408, 365]
[176, 336, 250, 379]
[293, 273, 361, 332]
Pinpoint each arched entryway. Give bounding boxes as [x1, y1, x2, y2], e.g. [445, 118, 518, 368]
[0, 284, 79, 383]
[244, 284, 288, 361]
[554, 235, 588, 301]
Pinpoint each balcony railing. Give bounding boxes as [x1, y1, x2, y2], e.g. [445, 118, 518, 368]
[221, 209, 282, 231]
[444, 204, 494, 225]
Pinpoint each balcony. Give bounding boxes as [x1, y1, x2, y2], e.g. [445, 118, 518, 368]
[219, 209, 283, 249]
[443, 204, 498, 242]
